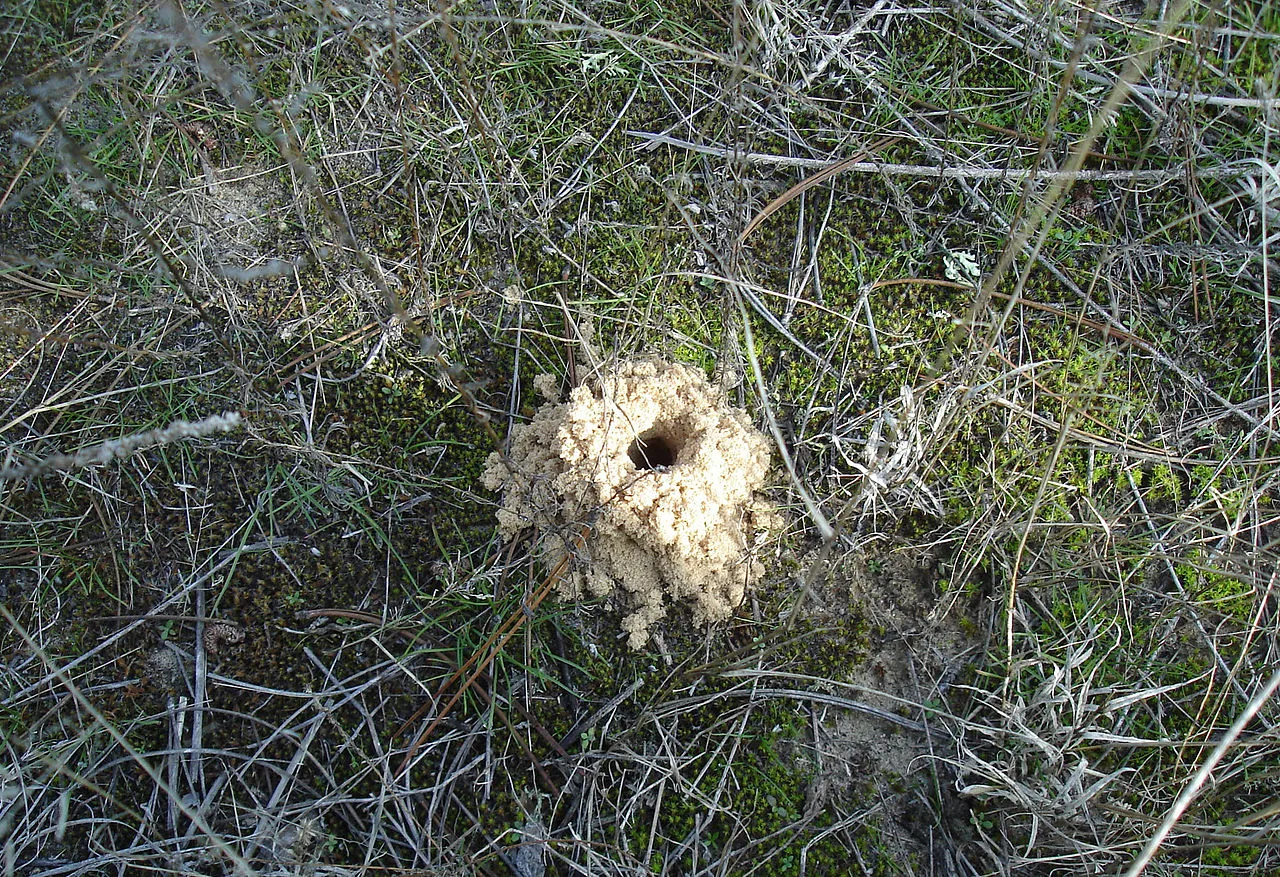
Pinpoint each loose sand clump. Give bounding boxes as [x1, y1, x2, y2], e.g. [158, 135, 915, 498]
[483, 359, 777, 648]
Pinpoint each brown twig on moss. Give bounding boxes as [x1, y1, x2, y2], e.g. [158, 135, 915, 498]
[393, 525, 586, 778]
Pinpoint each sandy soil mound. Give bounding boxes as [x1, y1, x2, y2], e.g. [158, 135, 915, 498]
[484, 359, 777, 647]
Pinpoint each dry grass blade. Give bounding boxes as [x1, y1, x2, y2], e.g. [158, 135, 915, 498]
[394, 525, 587, 778]
[1, 606, 262, 876]
[738, 136, 899, 244]
[1124, 665, 1280, 876]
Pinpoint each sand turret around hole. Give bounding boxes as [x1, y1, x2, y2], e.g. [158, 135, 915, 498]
[483, 359, 779, 648]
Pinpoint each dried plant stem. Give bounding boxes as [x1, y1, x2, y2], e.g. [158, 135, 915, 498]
[1123, 665, 1280, 877]
[738, 136, 898, 243]
[629, 132, 1263, 181]
[0, 411, 242, 480]
[394, 526, 587, 777]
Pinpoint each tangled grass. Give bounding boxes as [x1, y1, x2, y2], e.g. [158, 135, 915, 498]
[2, 1, 1277, 875]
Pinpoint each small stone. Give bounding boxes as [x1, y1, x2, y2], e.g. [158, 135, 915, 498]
[143, 646, 183, 690]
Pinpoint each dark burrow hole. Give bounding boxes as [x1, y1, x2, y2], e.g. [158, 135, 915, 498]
[628, 429, 680, 470]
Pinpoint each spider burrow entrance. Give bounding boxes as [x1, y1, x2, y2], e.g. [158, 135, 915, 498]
[627, 427, 681, 470]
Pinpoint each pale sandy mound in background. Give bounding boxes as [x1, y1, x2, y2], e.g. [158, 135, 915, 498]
[484, 359, 777, 648]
